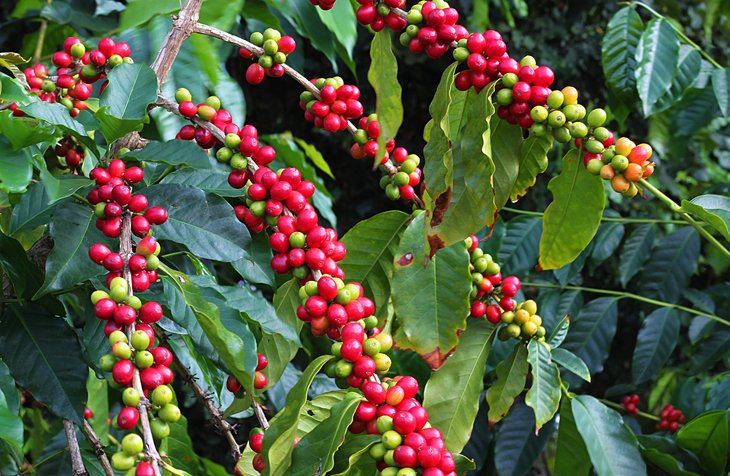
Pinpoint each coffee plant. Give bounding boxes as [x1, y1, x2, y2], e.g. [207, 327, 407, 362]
[0, 0, 728, 475]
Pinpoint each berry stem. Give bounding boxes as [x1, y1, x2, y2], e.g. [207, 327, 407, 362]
[250, 394, 271, 431]
[81, 420, 115, 476]
[63, 419, 89, 476]
[502, 206, 690, 225]
[600, 399, 661, 422]
[621, 1, 724, 69]
[521, 281, 730, 328]
[639, 178, 730, 260]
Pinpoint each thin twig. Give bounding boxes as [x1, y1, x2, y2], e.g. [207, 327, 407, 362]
[249, 394, 270, 431]
[63, 420, 89, 476]
[150, 0, 204, 86]
[81, 420, 114, 476]
[501, 206, 689, 225]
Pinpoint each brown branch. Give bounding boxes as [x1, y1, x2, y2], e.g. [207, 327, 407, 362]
[81, 421, 114, 476]
[249, 395, 270, 431]
[63, 420, 89, 476]
[150, 0, 204, 86]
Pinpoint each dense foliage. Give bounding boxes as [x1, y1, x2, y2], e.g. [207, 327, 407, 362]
[0, 1, 729, 476]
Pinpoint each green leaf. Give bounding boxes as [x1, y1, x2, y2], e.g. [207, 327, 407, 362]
[539, 150, 605, 270]
[329, 434, 379, 476]
[691, 329, 730, 373]
[632, 308, 680, 384]
[163, 414, 204, 475]
[21, 101, 97, 155]
[392, 211, 472, 369]
[635, 19, 680, 115]
[262, 355, 333, 476]
[289, 393, 361, 476]
[494, 401, 555, 476]
[423, 320, 497, 453]
[589, 222, 625, 269]
[498, 216, 542, 277]
[423, 63, 458, 198]
[490, 116, 523, 210]
[712, 67, 730, 117]
[160, 167, 239, 197]
[125, 140, 213, 170]
[0, 52, 29, 87]
[572, 395, 647, 476]
[84, 372, 108, 445]
[601, 6, 644, 96]
[526, 340, 561, 430]
[232, 232, 275, 287]
[680, 194, 730, 242]
[165, 271, 258, 393]
[0, 137, 32, 193]
[0, 359, 20, 415]
[654, 47, 701, 113]
[293, 138, 333, 179]
[368, 30, 403, 162]
[486, 343, 528, 424]
[553, 397, 591, 476]
[340, 211, 411, 322]
[676, 410, 729, 475]
[708, 375, 730, 410]
[0, 232, 42, 298]
[548, 315, 570, 348]
[427, 86, 497, 249]
[118, 0, 178, 29]
[671, 86, 721, 137]
[551, 348, 590, 382]
[0, 110, 57, 149]
[509, 132, 553, 201]
[619, 224, 656, 286]
[0, 304, 87, 423]
[35, 202, 108, 296]
[639, 227, 699, 304]
[142, 184, 251, 262]
[0, 406, 22, 458]
[638, 435, 703, 476]
[562, 297, 618, 378]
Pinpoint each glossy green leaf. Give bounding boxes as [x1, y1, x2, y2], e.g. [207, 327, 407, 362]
[0, 52, 28, 87]
[676, 410, 729, 475]
[551, 348, 590, 382]
[428, 86, 497, 249]
[712, 67, 730, 117]
[329, 434, 380, 476]
[619, 224, 655, 286]
[165, 270, 258, 393]
[654, 47, 701, 113]
[498, 216, 541, 277]
[639, 227, 699, 304]
[368, 30, 403, 162]
[125, 140, 213, 170]
[118, 0, 178, 29]
[553, 397, 591, 476]
[0, 407, 22, 461]
[160, 167, 238, 196]
[289, 393, 361, 476]
[164, 415, 204, 475]
[392, 212, 472, 369]
[635, 19, 680, 115]
[601, 7, 644, 96]
[423, 320, 497, 453]
[35, 202, 108, 296]
[0, 232, 42, 298]
[638, 435, 702, 476]
[526, 340, 561, 430]
[691, 328, 730, 373]
[671, 86, 721, 136]
[632, 308, 680, 384]
[486, 343, 528, 424]
[340, 211, 410, 322]
[232, 232, 275, 287]
[539, 150, 605, 270]
[21, 101, 97, 155]
[680, 194, 730, 242]
[84, 372, 108, 445]
[589, 222, 625, 269]
[708, 375, 730, 410]
[0, 110, 57, 149]
[96, 63, 157, 140]
[0, 137, 32, 193]
[0, 359, 20, 415]
[490, 116, 523, 210]
[423, 63, 458, 198]
[562, 297, 618, 378]
[509, 132, 553, 201]
[494, 401, 555, 476]
[572, 395, 646, 476]
[548, 315, 570, 348]
[142, 184, 250, 262]
[0, 304, 87, 422]
[262, 355, 333, 476]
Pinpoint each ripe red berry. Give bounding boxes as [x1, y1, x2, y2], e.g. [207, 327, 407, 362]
[254, 371, 267, 389]
[151, 347, 173, 366]
[393, 445, 418, 467]
[117, 406, 139, 430]
[139, 301, 163, 323]
[144, 206, 168, 225]
[226, 375, 241, 393]
[135, 462, 155, 476]
[140, 367, 163, 390]
[246, 63, 265, 85]
[256, 353, 268, 371]
[393, 410, 417, 434]
[249, 432, 264, 453]
[112, 359, 134, 385]
[88, 243, 111, 264]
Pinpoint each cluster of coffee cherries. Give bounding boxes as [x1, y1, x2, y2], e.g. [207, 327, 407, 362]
[23, 36, 132, 117]
[53, 135, 85, 170]
[308, 0, 336, 10]
[585, 135, 655, 197]
[300, 76, 364, 133]
[215, 125, 276, 178]
[401, 1, 469, 58]
[86, 159, 167, 291]
[621, 394, 640, 414]
[353, 376, 458, 476]
[355, 0, 407, 32]
[657, 404, 685, 433]
[247, 428, 270, 472]
[175, 90, 238, 149]
[324, 321, 393, 388]
[240, 28, 297, 85]
[450, 30, 519, 93]
[226, 353, 270, 393]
